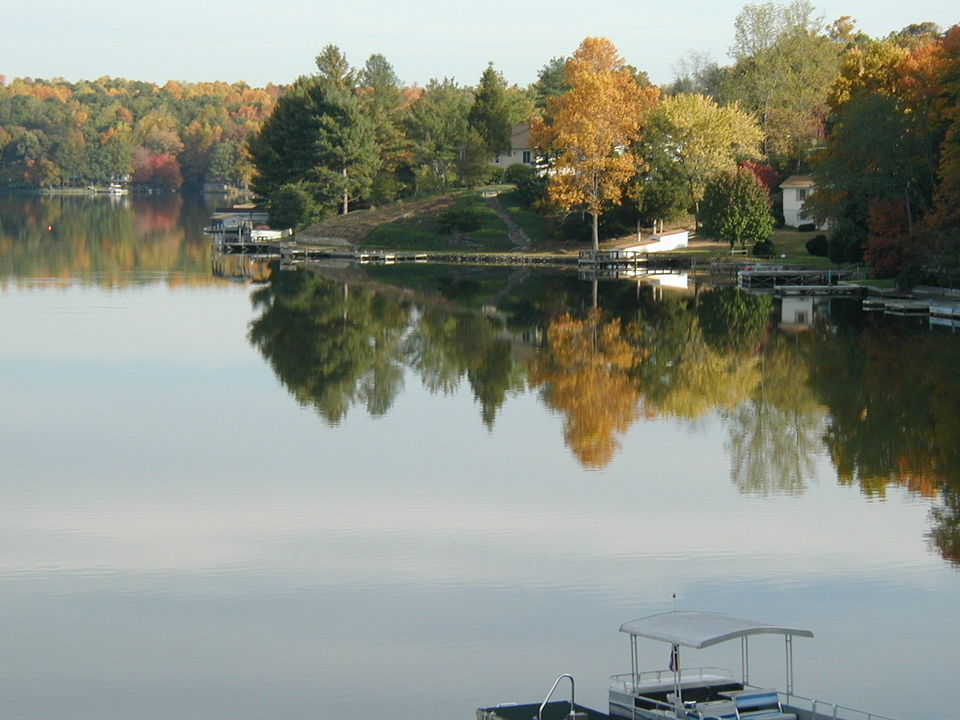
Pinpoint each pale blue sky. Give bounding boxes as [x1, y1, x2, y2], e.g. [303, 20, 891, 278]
[2, 0, 956, 88]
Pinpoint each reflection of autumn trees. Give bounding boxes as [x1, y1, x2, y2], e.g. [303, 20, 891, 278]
[802, 311, 960, 566]
[0, 194, 215, 285]
[930, 484, 960, 567]
[528, 309, 644, 469]
[635, 290, 769, 419]
[723, 336, 826, 495]
[807, 316, 960, 497]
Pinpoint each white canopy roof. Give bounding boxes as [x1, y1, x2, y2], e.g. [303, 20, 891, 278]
[619, 611, 814, 649]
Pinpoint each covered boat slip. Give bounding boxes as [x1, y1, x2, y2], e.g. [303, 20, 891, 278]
[608, 611, 898, 720]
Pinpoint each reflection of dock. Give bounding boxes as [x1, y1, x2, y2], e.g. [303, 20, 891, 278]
[578, 249, 690, 273]
[211, 251, 275, 282]
[283, 247, 428, 264]
[863, 291, 960, 325]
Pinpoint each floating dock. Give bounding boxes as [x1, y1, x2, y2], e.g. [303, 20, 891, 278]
[738, 267, 854, 290]
[863, 295, 960, 320]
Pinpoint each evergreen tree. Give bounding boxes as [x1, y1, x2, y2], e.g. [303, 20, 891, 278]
[531, 56, 570, 109]
[468, 64, 512, 157]
[249, 59, 380, 215]
[359, 54, 409, 202]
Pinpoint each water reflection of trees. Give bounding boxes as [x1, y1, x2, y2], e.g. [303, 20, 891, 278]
[248, 267, 960, 565]
[248, 268, 527, 427]
[528, 309, 642, 468]
[0, 193, 213, 284]
[803, 311, 960, 565]
[723, 337, 825, 495]
[249, 270, 412, 423]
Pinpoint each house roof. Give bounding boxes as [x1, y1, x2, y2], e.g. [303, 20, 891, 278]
[780, 175, 815, 188]
[511, 122, 531, 148]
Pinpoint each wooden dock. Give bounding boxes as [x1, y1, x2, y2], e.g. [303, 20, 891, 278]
[775, 284, 863, 297]
[738, 267, 854, 290]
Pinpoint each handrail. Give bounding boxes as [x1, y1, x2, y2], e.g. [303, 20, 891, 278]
[770, 688, 901, 720]
[539, 673, 575, 720]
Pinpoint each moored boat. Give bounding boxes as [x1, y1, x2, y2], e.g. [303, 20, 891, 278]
[480, 611, 901, 720]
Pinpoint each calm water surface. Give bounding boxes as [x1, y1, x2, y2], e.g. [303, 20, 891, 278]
[1, 194, 958, 720]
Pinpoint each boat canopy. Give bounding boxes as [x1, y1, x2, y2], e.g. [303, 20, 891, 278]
[619, 611, 814, 649]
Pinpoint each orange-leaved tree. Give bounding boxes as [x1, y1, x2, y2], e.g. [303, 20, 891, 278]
[531, 37, 660, 250]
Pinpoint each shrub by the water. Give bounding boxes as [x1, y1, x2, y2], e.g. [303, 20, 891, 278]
[806, 234, 829, 257]
[753, 240, 776, 257]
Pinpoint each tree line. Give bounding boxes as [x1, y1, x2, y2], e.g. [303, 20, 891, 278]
[2, 3, 957, 283]
[0, 76, 279, 190]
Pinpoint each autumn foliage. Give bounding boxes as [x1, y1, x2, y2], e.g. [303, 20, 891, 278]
[531, 37, 660, 250]
[528, 310, 643, 468]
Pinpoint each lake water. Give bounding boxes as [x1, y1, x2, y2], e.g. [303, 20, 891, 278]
[1, 194, 958, 720]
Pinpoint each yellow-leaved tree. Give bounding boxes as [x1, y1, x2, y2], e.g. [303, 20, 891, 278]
[531, 37, 660, 250]
[645, 93, 764, 228]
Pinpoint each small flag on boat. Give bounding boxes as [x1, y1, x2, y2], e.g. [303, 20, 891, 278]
[669, 645, 679, 672]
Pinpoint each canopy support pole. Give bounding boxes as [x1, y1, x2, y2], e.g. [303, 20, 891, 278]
[672, 644, 681, 707]
[741, 636, 750, 685]
[785, 634, 794, 696]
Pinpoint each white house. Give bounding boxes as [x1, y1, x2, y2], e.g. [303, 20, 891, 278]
[491, 123, 535, 168]
[780, 175, 821, 228]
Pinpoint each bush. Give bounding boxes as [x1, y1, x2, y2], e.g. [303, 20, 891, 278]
[503, 163, 535, 186]
[514, 171, 548, 208]
[438, 204, 483, 234]
[806, 234, 829, 257]
[752, 240, 776, 257]
[797, 222, 816, 232]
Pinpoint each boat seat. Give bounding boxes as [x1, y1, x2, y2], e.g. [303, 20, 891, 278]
[722, 689, 796, 720]
[688, 700, 738, 719]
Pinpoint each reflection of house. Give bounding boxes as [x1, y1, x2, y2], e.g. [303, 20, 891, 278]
[780, 295, 828, 330]
[491, 123, 535, 168]
[780, 175, 822, 228]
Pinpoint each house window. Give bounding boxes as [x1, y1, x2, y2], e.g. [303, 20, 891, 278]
[796, 188, 808, 201]
[795, 311, 808, 324]
[522, 150, 532, 164]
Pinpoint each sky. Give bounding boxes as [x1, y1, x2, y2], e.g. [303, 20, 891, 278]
[2, 0, 957, 89]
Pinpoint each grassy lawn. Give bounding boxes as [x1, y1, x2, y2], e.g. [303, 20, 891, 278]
[498, 189, 550, 243]
[768, 227, 838, 267]
[365, 192, 514, 251]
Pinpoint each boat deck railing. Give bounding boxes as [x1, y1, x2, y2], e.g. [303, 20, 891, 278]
[778, 690, 901, 720]
[610, 666, 734, 692]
